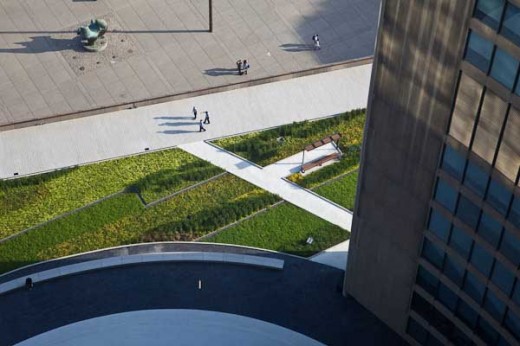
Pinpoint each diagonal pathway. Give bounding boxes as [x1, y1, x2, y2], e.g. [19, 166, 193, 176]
[179, 141, 352, 231]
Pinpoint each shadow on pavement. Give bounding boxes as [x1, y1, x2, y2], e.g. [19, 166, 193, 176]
[204, 68, 239, 76]
[280, 43, 314, 52]
[0, 36, 81, 54]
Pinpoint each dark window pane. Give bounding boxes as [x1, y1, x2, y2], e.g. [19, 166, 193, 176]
[490, 48, 519, 89]
[407, 318, 428, 344]
[417, 266, 439, 296]
[435, 179, 458, 212]
[464, 271, 486, 304]
[444, 256, 466, 287]
[411, 292, 433, 317]
[470, 242, 494, 276]
[477, 212, 503, 248]
[498, 335, 512, 346]
[499, 230, 520, 266]
[464, 161, 489, 197]
[508, 197, 520, 229]
[422, 239, 445, 269]
[504, 310, 520, 340]
[426, 334, 444, 346]
[457, 196, 481, 228]
[450, 227, 473, 259]
[456, 299, 478, 328]
[476, 317, 500, 344]
[475, 0, 505, 29]
[442, 145, 466, 180]
[491, 261, 515, 295]
[429, 209, 451, 243]
[502, 3, 520, 46]
[484, 289, 507, 322]
[465, 31, 494, 72]
[438, 282, 458, 312]
[486, 179, 512, 215]
[513, 281, 520, 307]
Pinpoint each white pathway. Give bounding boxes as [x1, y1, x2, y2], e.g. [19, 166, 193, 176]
[179, 142, 352, 231]
[310, 240, 350, 270]
[0, 64, 371, 179]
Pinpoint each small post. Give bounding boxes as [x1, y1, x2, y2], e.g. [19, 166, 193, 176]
[301, 148, 305, 172]
[209, 0, 213, 33]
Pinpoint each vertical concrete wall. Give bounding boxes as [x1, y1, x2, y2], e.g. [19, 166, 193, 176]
[344, 0, 473, 335]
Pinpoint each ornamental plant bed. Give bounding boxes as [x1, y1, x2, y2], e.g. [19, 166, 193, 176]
[213, 109, 365, 166]
[0, 149, 222, 240]
[313, 171, 359, 210]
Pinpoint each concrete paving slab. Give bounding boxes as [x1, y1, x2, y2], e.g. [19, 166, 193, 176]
[0, 0, 380, 127]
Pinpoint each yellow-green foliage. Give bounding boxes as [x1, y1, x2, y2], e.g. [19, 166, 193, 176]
[0, 149, 221, 239]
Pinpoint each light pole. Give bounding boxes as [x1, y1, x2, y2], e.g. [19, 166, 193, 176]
[209, 0, 213, 32]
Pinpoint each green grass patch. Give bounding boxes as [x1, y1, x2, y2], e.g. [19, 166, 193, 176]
[0, 175, 279, 274]
[0, 149, 222, 239]
[213, 109, 365, 166]
[207, 203, 349, 257]
[313, 171, 359, 210]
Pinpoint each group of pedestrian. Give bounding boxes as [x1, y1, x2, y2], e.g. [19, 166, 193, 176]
[192, 106, 210, 132]
[236, 59, 250, 75]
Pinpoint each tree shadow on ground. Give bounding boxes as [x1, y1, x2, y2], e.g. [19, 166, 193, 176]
[0, 35, 83, 54]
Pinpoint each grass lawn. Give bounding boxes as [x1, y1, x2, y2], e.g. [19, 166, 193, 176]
[0, 149, 222, 239]
[207, 203, 349, 257]
[0, 174, 278, 274]
[313, 171, 359, 210]
[213, 109, 365, 166]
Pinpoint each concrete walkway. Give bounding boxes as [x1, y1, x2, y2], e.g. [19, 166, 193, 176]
[0, 63, 371, 179]
[310, 239, 350, 270]
[179, 141, 352, 231]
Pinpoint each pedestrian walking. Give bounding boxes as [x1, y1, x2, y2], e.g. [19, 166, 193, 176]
[25, 277, 33, 290]
[199, 120, 206, 132]
[203, 111, 210, 124]
[243, 59, 250, 75]
[236, 59, 243, 75]
[192, 106, 197, 120]
[312, 34, 320, 50]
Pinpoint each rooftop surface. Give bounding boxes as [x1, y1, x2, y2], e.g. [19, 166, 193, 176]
[0, 243, 404, 346]
[0, 0, 379, 128]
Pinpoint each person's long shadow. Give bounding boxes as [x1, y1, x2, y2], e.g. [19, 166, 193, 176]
[204, 68, 238, 76]
[280, 43, 314, 52]
[153, 116, 192, 120]
[157, 122, 195, 127]
[157, 129, 199, 134]
[0, 35, 82, 54]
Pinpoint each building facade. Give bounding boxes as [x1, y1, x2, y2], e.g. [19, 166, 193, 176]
[345, 0, 520, 345]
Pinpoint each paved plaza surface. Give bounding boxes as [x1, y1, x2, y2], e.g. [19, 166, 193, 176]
[0, 63, 371, 179]
[0, 0, 379, 127]
[0, 243, 405, 346]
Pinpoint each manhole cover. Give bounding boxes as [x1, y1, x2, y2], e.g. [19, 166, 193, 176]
[79, 66, 85, 71]
[112, 55, 116, 59]
[121, 39, 125, 42]
[96, 61, 101, 64]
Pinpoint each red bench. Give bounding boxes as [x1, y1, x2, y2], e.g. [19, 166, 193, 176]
[301, 152, 340, 173]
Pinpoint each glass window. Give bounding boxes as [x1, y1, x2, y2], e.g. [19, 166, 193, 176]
[504, 310, 520, 340]
[435, 179, 458, 212]
[474, 0, 505, 29]
[502, 2, 520, 46]
[470, 242, 494, 276]
[490, 48, 520, 89]
[513, 281, 520, 306]
[465, 31, 494, 72]
[417, 266, 439, 296]
[407, 318, 428, 344]
[464, 271, 486, 304]
[484, 289, 507, 322]
[499, 229, 520, 266]
[456, 196, 481, 228]
[456, 299, 478, 328]
[442, 145, 466, 180]
[422, 239, 445, 269]
[508, 197, 520, 229]
[444, 256, 466, 287]
[477, 317, 500, 344]
[491, 261, 515, 295]
[411, 292, 432, 317]
[450, 227, 473, 259]
[464, 161, 489, 197]
[486, 179, 512, 216]
[428, 209, 451, 243]
[477, 212, 503, 248]
[438, 282, 458, 312]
